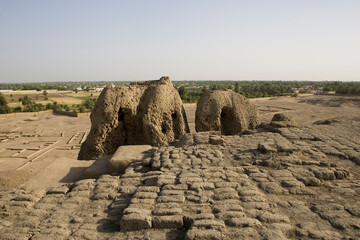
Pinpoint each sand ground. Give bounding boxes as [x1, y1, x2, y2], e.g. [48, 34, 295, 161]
[252, 94, 360, 125]
[0, 94, 359, 190]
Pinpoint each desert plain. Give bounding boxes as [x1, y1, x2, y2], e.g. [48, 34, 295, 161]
[0, 94, 360, 239]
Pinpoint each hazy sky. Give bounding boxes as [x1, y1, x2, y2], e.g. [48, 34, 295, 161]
[1, 0, 359, 83]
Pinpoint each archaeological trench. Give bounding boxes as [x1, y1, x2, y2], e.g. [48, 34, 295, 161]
[1, 77, 360, 239]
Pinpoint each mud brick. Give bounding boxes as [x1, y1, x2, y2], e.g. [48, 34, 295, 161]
[157, 195, 185, 203]
[47, 185, 69, 195]
[225, 217, 261, 227]
[123, 207, 152, 215]
[256, 212, 290, 223]
[163, 184, 188, 190]
[189, 182, 215, 191]
[152, 215, 183, 229]
[192, 219, 225, 229]
[185, 229, 222, 240]
[159, 190, 184, 196]
[130, 198, 155, 205]
[137, 186, 160, 192]
[215, 211, 246, 219]
[152, 208, 182, 216]
[120, 214, 152, 231]
[133, 192, 158, 199]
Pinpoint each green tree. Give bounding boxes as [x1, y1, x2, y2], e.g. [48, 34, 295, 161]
[234, 83, 241, 93]
[0, 93, 11, 114]
[52, 101, 61, 111]
[22, 95, 33, 106]
[323, 86, 332, 92]
[43, 90, 48, 100]
[78, 105, 85, 113]
[46, 103, 52, 110]
[201, 85, 209, 93]
[64, 104, 70, 111]
[177, 86, 187, 99]
[210, 85, 219, 91]
[83, 98, 97, 110]
[13, 106, 22, 112]
[0, 93, 7, 106]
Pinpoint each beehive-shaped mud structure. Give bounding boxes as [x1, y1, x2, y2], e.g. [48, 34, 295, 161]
[195, 90, 260, 135]
[78, 77, 190, 160]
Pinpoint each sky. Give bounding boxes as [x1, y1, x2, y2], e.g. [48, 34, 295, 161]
[0, 0, 359, 83]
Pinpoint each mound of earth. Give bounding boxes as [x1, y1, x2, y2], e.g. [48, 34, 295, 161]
[195, 90, 260, 135]
[270, 113, 298, 128]
[1, 119, 359, 239]
[78, 77, 190, 160]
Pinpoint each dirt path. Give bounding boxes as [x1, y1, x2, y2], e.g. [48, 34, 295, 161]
[183, 103, 196, 133]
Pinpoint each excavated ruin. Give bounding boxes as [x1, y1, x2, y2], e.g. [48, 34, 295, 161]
[270, 113, 298, 128]
[195, 90, 260, 135]
[78, 77, 190, 160]
[1, 119, 360, 239]
[4, 80, 357, 239]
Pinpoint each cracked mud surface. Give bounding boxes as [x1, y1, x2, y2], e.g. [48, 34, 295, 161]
[1, 119, 360, 239]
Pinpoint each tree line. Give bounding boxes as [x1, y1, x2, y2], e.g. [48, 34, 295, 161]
[0, 81, 130, 91]
[174, 81, 360, 103]
[0, 93, 97, 114]
[1, 80, 359, 113]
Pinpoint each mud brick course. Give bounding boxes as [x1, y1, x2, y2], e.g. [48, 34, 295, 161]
[1, 120, 360, 239]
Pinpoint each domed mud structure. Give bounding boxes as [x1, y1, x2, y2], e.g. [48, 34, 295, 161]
[78, 77, 190, 160]
[195, 90, 260, 135]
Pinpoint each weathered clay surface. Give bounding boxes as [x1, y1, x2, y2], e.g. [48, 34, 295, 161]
[83, 145, 155, 179]
[107, 145, 154, 174]
[195, 90, 260, 135]
[1, 120, 360, 239]
[78, 77, 189, 160]
[82, 155, 113, 179]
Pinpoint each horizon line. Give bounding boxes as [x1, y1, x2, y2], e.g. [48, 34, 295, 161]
[1, 79, 359, 84]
